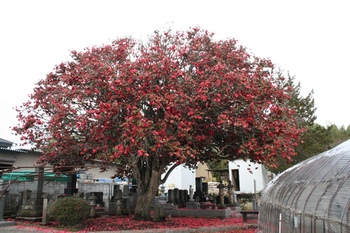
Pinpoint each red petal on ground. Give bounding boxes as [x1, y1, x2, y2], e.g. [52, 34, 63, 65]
[10, 215, 258, 232]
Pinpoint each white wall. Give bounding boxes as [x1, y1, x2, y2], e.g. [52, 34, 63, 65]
[161, 164, 196, 193]
[229, 159, 269, 194]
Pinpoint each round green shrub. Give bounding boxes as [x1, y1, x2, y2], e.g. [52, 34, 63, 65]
[48, 196, 90, 226]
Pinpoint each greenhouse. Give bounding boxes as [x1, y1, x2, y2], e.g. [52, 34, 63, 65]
[259, 139, 350, 233]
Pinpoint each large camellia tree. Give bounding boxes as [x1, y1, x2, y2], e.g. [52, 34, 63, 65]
[14, 28, 304, 220]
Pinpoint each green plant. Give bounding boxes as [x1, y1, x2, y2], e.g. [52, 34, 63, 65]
[237, 193, 260, 204]
[48, 196, 90, 226]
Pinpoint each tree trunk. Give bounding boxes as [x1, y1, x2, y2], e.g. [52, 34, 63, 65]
[133, 158, 163, 221]
[133, 185, 157, 220]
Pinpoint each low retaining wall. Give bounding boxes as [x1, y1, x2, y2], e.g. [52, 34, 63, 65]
[162, 204, 237, 219]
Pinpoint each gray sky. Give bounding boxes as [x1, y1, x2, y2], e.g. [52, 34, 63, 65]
[1, 0, 349, 146]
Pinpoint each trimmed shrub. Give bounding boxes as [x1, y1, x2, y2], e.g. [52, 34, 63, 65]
[48, 196, 90, 226]
[236, 192, 261, 204]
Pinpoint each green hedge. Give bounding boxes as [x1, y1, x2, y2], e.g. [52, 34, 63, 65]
[48, 196, 90, 226]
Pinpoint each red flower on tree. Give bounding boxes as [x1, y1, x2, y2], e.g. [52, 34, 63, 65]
[14, 28, 304, 220]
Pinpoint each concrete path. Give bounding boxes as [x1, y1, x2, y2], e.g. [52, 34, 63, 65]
[1, 225, 64, 233]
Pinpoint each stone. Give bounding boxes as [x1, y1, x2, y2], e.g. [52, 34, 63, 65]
[89, 193, 97, 217]
[173, 188, 179, 204]
[40, 193, 52, 226]
[153, 205, 165, 222]
[167, 189, 174, 204]
[217, 181, 226, 209]
[189, 185, 194, 201]
[186, 201, 200, 209]
[115, 189, 122, 216]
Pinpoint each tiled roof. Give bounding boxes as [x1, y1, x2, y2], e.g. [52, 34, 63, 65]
[0, 138, 13, 148]
[0, 147, 28, 153]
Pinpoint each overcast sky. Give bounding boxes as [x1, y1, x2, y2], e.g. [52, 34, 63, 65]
[1, 0, 349, 145]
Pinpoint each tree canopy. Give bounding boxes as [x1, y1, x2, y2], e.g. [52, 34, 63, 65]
[14, 28, 304, 220]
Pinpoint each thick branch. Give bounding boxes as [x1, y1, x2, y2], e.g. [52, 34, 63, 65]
[160, 162, 180, 184]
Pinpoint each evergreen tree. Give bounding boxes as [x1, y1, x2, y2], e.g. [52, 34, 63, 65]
[268, 72, 333, 174]
[329, 124, 350, 147]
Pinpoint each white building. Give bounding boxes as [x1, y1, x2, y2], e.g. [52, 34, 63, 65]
[228, 159, 273, 194]
[161, 164, 196, 193]
[161, 160, 273, 195]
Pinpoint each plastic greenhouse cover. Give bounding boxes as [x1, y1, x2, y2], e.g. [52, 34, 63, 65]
[259, 139, 350, 233]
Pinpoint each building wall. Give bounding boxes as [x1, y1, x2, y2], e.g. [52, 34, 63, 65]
[12, 151, 42, 168]
[78, 162, 120, 180]
[161, 164, 196, 193]
[0, 149, 121, 180]
[195, 162, 213, 182]
[1, 149, 205, 196]
[0, 149, 37, 168]
[5, 180, 66, 196]
[228, 159, 270, 194]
